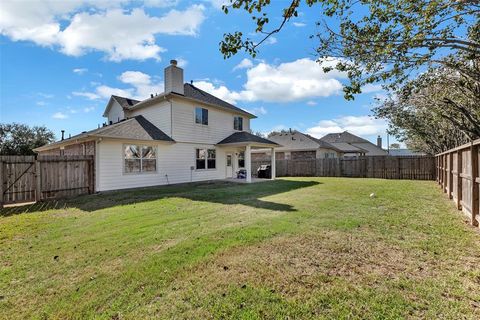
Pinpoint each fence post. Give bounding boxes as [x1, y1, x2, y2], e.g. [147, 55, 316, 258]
[456, 150, 462, 210]
[35, 159, 41, 202]
[471, 143, 479, 227]
[0, 159, 3, 208]
[448, 152, 453, 199]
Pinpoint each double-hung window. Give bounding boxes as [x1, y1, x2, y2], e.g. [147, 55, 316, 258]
[196, 148, 216, 169]
[234, 116, 243, 131]
[195, 107, 208, 125]
[124, 145, 156, 173]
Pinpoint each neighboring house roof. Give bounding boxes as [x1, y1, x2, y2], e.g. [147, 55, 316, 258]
[217, 132, 280, 147]
[327, 142, 368, 153]
[254, 130, 342, 153]
[34, 115, 174, 152]
[319, 131, 387, 155]
[388, 149, 426, 156]
[320, 131, 371, 144]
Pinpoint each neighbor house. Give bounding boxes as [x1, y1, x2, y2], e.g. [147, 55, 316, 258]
[34, 60, 279, 191]
[252, 130, 387, 161]
[251, 130, 343, 161]
[319, 132, 388, 157]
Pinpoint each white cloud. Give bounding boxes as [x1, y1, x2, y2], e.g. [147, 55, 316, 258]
[38, 92, 54, 99]
[194, 81, 242, 104]
[246, 106, 267, 116]
[83, 106, 95, 113]
[293, 22, 306, 27]
[73, 68, 88, 75]
[72, 91, 100, 100]
[197, 58, 345, 103]
[175, 57, 188, 68]
[233, 58, 253, 71]
[52, 112, 68, 119]
[306, 100, 317, 106]
[361, 83, 383, 93]
[73, 70, 163, 101]
[36, 101, 47, 106]
[0, 2, 205, 61]
[306, 116, 387, 138]
[265, 36, 277, 45]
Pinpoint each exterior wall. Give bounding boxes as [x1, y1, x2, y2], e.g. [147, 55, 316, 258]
[37, 141, 95, 156]
[171, 99, 251, 144]
[96, 139, 228, 191]
[107, 100, 125, 124]
[128, 100, 172, 137]
[316, 148, 340, 159]
[291, 151, 316, 160]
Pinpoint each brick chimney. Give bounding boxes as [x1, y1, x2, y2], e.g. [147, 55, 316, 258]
[164, 59, 184, 95]
[377, 135, 382, 148]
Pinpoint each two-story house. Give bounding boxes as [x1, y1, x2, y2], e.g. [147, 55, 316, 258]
[34, 60, 279, 191]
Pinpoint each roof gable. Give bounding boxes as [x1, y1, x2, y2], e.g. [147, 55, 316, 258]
[217, 132, 279, 146]
[320, 131, 370, 144]
[181, 83, 256, 118]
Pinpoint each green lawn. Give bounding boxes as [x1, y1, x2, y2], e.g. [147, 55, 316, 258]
[1, 178, 479, 319]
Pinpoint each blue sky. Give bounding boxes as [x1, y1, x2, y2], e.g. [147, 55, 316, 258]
[0, 0, 393, 146]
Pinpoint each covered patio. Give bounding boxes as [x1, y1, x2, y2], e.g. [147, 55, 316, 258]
[217, 131, 280, 183]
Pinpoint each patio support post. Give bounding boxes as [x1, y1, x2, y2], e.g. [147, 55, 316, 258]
[245, 145, 252, 183]
[271, 148, 276, 180]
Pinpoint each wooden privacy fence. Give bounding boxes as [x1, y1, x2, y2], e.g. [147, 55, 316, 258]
[252, 155, 435, 180]
[0, 155, 94, 206]
[436, 139, 480, 227]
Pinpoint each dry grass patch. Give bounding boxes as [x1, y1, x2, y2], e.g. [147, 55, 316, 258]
[153, 230, 480, 319]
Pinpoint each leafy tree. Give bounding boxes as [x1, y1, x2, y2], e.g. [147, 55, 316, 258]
[389, 143, 400, 149]
[219, 0, 479, 99]
[0, 123, 55, 155]
[253, 130, 267, 138]
[374, 62, 480, 154]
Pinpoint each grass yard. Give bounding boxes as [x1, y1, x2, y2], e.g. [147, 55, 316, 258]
[1, 177, 480, 319]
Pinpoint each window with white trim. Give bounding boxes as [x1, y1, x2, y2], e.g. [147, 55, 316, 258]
[195, 107, 208, 125]
[196, 148, 216, 169]
[124, 145, 156, 173]
[234, 116, 243, 131]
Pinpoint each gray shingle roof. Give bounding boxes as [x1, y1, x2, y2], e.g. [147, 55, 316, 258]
[217, 132, 280, 146]
[326, 142, 367, 153]
[34, 115, 173, 151]
[320, 131, 370, 144]
[112, 95, 140, 109]
[96, 115, 174, 142]
[181, 83, 256, 118]
[266, 131, 341, 152]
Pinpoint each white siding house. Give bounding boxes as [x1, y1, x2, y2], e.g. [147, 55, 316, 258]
[35, 60, 279, 192]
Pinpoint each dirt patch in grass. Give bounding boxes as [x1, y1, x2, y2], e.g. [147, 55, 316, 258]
[192, 232, 429, 286]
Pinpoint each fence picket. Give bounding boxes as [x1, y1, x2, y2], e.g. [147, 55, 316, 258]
[0, 155, 94, 205]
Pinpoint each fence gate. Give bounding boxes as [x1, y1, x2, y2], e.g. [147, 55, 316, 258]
[0, 156, 37, 204]
[0, 155, 94, 206]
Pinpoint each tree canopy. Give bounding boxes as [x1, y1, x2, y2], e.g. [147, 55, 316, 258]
[0, 123, 55, 155]
[220, 0, 480, 153]
[220, 0, 479, 99]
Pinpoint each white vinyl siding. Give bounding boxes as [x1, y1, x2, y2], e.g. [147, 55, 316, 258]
[128, 100, 172, 137]
[107, 101, 125, 124]
[97, 139, 227, 191]
[172, 99, 250, 144]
